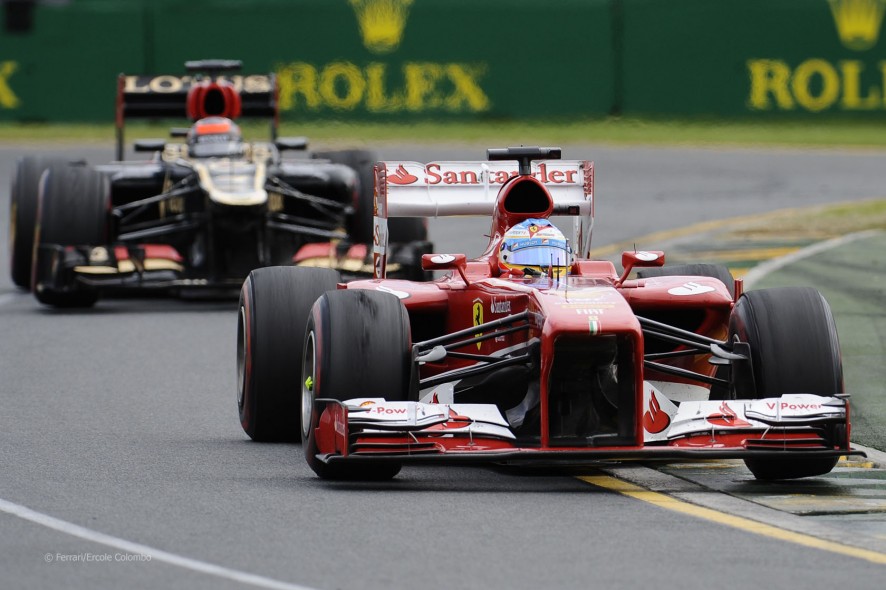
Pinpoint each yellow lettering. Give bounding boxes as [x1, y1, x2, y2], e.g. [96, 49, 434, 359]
[319, 62, 364, 109]
[243, 75, 272, 94]
[747, 59, 794, 110]
[0, 62, 19, 109]
[365, 63, 404, 112]
[445, 64, 490, 112]
[277, 63, 321, 110]
[148, 75, 183, 94]
[839, 60, 879, 109]
[792, 59, 839, 112]
[403, 63, 444, 111]
[275, 60, 491, 114]
[123, 75, 149, 94]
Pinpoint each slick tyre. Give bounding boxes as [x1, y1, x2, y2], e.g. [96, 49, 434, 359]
[313, 149, 380, 244]
[313, 148, 428, 245]
[9, 156, 68, 288]
[238, 266, 341, 442]
[728, 287, 843, 480]
[302, 289, 412, 480]
[33, 165, 109, 307]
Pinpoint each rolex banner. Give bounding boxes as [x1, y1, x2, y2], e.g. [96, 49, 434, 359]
[0, 0, 885, 122]
[622, 0, 886, 116]
[0, 0, 614, 123]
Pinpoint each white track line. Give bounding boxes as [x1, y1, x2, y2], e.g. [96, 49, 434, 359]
[743, 229, 883, 288]
[0, 498, 318, 590]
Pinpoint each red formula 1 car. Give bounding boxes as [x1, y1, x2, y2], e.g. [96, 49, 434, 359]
[237, 146, 860, 481]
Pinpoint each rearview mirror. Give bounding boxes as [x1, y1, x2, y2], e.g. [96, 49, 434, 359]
[275, 136, 309, 151]
[421, 253, 469, 284]
[133, 139, 167, 152]
[617, 250, 664, 285]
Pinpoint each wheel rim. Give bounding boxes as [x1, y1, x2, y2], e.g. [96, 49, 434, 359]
[301, 331, 317, 440]
[236, 305, 247, 408]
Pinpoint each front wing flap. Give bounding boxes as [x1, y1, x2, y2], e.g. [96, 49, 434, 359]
[310, 394, 859, 466]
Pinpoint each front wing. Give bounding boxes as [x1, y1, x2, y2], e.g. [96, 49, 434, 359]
[309, 394, 861, 468]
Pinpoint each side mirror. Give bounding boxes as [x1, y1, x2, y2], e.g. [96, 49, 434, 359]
[169, 127, 190, 138]
[421, 253, 469, 284]
[133, 139, 167, 153]
[275, 136, 309, 151]
[617, 250, 664, 285]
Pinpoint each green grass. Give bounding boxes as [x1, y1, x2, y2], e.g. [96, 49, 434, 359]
[5, 117, 886, 148]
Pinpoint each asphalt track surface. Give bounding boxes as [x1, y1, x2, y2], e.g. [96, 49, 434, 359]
[2, 143, 886, 589]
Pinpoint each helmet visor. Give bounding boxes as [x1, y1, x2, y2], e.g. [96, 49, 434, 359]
[504, 238, 571, 267]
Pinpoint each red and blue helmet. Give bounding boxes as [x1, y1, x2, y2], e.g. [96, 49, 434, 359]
[498, 218, 572, 276]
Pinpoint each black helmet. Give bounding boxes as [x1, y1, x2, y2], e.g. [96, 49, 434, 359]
[186, 116, 244, 158]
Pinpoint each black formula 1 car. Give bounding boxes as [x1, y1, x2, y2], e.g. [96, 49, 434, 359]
[236, 146, 860, 482]
[8, 60, 430, 307]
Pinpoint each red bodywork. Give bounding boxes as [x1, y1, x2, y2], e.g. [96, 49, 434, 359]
[307, 156, 856, 470]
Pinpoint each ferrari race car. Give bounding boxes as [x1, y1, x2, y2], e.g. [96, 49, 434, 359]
[8, 59, 429, 307]
[237, 146, 860, 481]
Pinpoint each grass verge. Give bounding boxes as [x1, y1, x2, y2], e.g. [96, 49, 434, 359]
[5, 117, 886, 148]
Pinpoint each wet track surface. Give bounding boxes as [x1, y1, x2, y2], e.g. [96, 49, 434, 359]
[2, 143, 886, 589]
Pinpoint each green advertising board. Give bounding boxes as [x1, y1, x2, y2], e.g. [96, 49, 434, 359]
[0, 0, 614, 123]
[2, 0, 886, 122]
[0, 0, 148, 122]
[621, 0, 886, 117]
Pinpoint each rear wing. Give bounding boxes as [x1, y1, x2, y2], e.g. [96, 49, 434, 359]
[114, 67, 278, 160]
[372, 159, 594, 277]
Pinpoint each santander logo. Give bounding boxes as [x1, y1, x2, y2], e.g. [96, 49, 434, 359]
[387, 164, 419, 185]
[643, 392, 670, 434]
[707, 401, 752, 428]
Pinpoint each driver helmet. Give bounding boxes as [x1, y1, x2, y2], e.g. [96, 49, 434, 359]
[498, 218, 572, 277]
[186, 116, 244, 158]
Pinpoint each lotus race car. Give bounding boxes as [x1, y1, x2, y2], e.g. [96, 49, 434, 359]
[237, 146, 860, 481]
[8, 60, 429, 307]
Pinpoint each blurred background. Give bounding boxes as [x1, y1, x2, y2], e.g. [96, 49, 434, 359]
[2, 0, 885, 127]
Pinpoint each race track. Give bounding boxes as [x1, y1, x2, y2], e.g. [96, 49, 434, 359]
[2, 142, 885, 589]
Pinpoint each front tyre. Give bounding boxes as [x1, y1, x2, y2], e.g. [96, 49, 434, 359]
[33, 165, 109, 307]
[728, 287, 843, 480]
[302, 289, 412, 480]
[238, 266, 340, 442]
[9, 156, 68, 288]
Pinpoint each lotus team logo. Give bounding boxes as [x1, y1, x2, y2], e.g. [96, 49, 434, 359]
[828, 0, 886, 50]
[349, 0, 413, 54]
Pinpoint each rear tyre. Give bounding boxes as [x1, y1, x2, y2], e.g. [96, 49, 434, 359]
[313, 149, 380, 244]
[33, 165, 109, 307]
[238, 267, 341, 442]
[728, 287, 843, 480]
[313, 149, 428, 245]
[302, 289, 412, 480]
[9, 156, 68, 288]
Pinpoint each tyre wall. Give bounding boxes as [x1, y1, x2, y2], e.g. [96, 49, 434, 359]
[0, 0, 882, 122]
